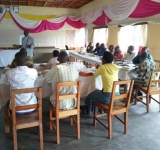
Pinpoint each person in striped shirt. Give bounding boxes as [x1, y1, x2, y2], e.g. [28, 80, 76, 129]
[44, 51, 78, 110]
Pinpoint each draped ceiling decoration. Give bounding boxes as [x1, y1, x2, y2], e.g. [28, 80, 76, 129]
[1, 0, 160, 32]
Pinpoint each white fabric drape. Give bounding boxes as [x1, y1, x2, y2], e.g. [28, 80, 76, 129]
[103, 0, 139, 21]
[10, 9, 42, 28]
[152, 0, 160, 3]
[48, 15, 67, 23]
[80, 8, 103, 23]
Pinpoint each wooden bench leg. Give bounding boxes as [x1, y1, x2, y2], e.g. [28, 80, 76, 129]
[4, 105, 10, 133]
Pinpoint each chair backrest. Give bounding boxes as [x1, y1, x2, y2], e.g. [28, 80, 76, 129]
[108, 80, 134, 114]
[56, 81, 81, 114]
[11, 87, 42, 125]
[147, 69, 160, 92]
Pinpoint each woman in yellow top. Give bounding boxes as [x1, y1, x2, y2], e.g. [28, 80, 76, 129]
[81, 51, 119, 115]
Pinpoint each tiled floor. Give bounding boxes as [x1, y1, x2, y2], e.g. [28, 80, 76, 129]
[1, 68, 160, 150]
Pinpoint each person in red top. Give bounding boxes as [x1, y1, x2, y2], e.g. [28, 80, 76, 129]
[114, 46, 124, 60]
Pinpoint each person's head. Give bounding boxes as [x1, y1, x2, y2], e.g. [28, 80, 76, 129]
[57, 51, 69, 63]
[89, 42, 93, 46]
[95, 43, 100, 48]
[142, 46, 149, 52]
[19, 48, 27, 54]
[102, 51, 114, 64]
[15, 51, 27, 66]
[53, 50, 59, 57]
[24, 30, 29, 37]
[115, 46, 120, 53]
[140, 51, 148, 61]
[127, 45, 134, 54]
[100, 43, 105, 49]
[108, 45, 114, 52]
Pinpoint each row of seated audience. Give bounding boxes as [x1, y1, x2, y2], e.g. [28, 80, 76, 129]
[5, 46, 155, 116]
[86, 42, 153, 64]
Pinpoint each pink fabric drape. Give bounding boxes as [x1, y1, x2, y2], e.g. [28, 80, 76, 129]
[130, 0, 160, 18]
[93, 11, 112, 26]
[11, 15, 66, 33]
[11, 13, 86, 32]
[66, 17, 86, 29]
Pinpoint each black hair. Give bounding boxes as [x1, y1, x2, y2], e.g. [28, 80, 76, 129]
[15, 51, 26, 65]
[58, 51, 69, 63]
[109, 45, 114, 49]
[115, 46, 120, 51]
[53, 50, 59, 57]
[142, 46, 149, 52]
[103, 51, 114, 63]
[128, 45, 134, 51]
[141, 51, 148, 60]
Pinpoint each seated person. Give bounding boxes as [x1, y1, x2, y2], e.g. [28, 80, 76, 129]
[132, 46, 153, 64]
[44, 51, 78, 110]
[123, 45, 136, 61]
[80, 51, 119, 115]
[95, 43, 107, 56]
[92, 43, 100, 54]
[4, 51, 38, 114]
[132, 51, 141, 64]
[108, 45, 115, 55]
[132, 51, 155, 99]
[86, 42, 94, 53]
[9, 48, 33, 68]
[142, 46, 153, 60]
[45, 50, 60, 69]
[114, 46, 124, 60]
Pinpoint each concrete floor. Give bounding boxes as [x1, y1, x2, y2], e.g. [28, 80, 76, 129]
[1, 68, 160, 150]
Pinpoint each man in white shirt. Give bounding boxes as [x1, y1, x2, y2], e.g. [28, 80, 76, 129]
[13, 30, 35, 57]
[5, 51, 38, 113]
[123, 45, 136, 61]
[45, 50, 59, 69]
[44, 51, 78, 110]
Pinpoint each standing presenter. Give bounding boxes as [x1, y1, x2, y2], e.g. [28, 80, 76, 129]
[13, 30, 35, 57]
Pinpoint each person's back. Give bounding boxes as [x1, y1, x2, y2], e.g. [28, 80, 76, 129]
[135, 52, 155, 86]
[46, 50, 59, 69]
[5, 52, 37, 113]
[44, 51, 78, 110]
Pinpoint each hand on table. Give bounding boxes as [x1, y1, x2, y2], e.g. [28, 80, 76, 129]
[7, 64, 11, 68]
[12, 44, 18, 48]
[95, 64, 100, 69]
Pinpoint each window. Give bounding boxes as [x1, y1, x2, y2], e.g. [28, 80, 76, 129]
[118, 24, 147, 53]
[93, 28, 108, 46]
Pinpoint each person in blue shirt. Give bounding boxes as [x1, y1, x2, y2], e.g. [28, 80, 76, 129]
[92, 43, 100, 54]
[132, 46, 153, 64]
[95, 43, 106, 56]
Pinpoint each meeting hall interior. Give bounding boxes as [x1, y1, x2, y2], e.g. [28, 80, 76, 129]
[1, 0, 160, 150]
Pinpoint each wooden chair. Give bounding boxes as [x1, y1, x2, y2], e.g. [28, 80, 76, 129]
[134, 69, 160, 112]
[93, 80, 134, 139]
[5, 87, 43, 150]
[49, 81, 81, 144]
